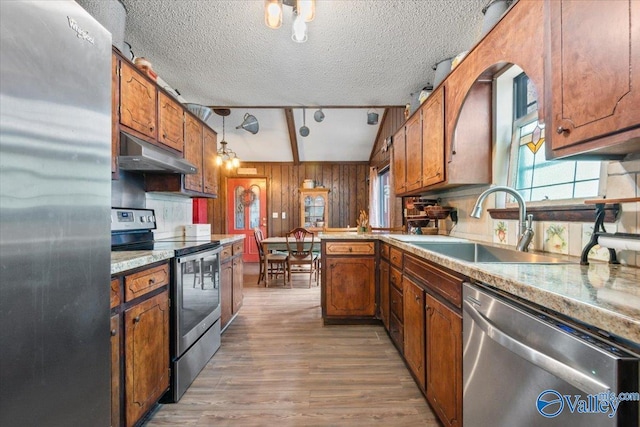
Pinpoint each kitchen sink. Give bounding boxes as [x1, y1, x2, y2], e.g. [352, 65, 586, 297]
[410, 242, 572, 264]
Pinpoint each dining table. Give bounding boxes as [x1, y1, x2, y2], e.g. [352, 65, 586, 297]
[261, 235, 322, 253]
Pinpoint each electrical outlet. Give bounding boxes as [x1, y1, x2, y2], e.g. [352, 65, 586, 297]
[282, 212, 286, 219]
[272, 212, 278, 219]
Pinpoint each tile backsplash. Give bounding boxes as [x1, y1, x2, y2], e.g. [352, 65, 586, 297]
[436, 157, 640, 267]
[145, 193, 193, 239]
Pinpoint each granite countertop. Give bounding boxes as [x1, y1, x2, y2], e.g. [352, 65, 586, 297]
[111, 234, 245, 275]
[377, 234, 640, 345]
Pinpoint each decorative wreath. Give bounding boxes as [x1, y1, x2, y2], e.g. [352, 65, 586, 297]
[241, 188, 257, 207]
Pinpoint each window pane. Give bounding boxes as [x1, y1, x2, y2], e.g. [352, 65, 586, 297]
[235, 186, 245, 230]
[248, 185, 260, 229]
[574, 180, 600, 198]
[532, 160, 576, 187]
[575, 161, 601, 181]
[531, 183, 574, 201]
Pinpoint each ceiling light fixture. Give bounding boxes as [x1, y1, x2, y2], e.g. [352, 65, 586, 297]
[214, 109, 240, 170]
[265, 0, 315, 43]
[367, 109, 379, 125]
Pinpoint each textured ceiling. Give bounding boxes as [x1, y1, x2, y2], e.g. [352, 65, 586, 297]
[116, 0, 491, 162]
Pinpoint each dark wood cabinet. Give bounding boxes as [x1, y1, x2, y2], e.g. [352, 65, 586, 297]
[546, 0, 640, 158]
[157, 91, 184, 153]
[184, 114, 203, 193]
[404, 111, 423, 193]
[203, 126, 219, 195]
[322, 241, 376, 322]
[220, 240, 244, 331]
[392, 127, 407, 195]
[403, 275, 426, 391]
[379, 258, 390, 331]
[124, 290, 169, 427]
[421, 87, 445, 188]
[110, 314, 121, 427]
[426, 293, 462, 427]
[111, 53, 119, 176]
[119, 60, 157, 140]
[389, 270, 403, 353]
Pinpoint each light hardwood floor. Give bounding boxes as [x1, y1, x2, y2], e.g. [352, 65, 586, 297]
[145, 263, 439, 426]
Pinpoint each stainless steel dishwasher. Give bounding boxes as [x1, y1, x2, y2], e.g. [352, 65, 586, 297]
[463, 283, 639, 427]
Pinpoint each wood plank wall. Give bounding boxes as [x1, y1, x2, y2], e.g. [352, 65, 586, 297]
[207, 108, 406, 236]
[207, 162, 370, 236]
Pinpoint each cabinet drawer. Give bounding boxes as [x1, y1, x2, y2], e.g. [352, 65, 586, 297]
[389, 247, 403, 268]
[232, 240, 244, 255]
[390, 285, 403, 322]
[380, 243, 390, 260]
[124, 264, 169, 302]
[404, 254, 463, 308]
[325, 241, 375, 255]
[110, 278, 121, 309]
[389, 312, 404, 353]
[220, 244, 232, 261]
[390, 267, 402, 291]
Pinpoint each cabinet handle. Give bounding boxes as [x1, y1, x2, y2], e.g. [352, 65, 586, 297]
[348, 247, 353, 252]
[162, 133, 166, 139]
[110, 329, 117, 336]
[148, 278, 155, 285]
[556, 126, 570, 135]
[133, 316, 141, 324]
[415, 295, 420, 302]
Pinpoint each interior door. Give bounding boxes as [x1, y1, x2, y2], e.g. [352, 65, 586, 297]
[226, 178, 267, 263]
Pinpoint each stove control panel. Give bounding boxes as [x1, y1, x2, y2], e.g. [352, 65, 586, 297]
[111, 208, 156, 232]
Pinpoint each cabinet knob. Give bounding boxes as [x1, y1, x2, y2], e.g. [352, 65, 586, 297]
[162, 133, 166, 139]
[110, 329, 117, 336]
[150, 126, 154, 132]
[556, 126, 570, 135]
[148, 278, 155, 285]
[348, 247, 353, 252]
[133, 316, 141, 324]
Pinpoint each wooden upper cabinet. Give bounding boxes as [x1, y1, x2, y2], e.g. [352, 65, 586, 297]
[157, 92, 184, 153]
[184, 114, 203, 192]
[546, 0, 640, 158]
[392, 126, 407, 195]
[203, 126, 218, 195]
[421, 87, 445, 188]
[405, 110, 423, 192]
[119, 60, 157, 140]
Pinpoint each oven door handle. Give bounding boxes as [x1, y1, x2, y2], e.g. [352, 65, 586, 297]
[463, 298, 609, 395]
[176, 246, 222, 264]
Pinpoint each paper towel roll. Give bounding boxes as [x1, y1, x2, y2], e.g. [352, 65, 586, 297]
[597, 235, 640, 252]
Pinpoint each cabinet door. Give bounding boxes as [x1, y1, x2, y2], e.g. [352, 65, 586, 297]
[405, 111, 422, 192]
[184, 114, 203, 192]
[119, 61, 157, 139]
[325, 256, 375, 317]
[157, 91, 184, 153]
[112, 53, 119, 175]
[392, 127, 407, 195]
[220, 259, 233, 329]
[421, 88, 445, 188]
[547, 0, 640, 151]
[426, 294, 462, 427]
[379, 259, 390, 331]
[111, 314, 121, 427]
[232, 257, 243, 314]
[403, 276, 425, 391]
[124, 291, 169, 427]
[203, 126, 218, 196]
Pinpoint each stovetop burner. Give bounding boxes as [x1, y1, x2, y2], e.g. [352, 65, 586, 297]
[111, 207, 220, 256]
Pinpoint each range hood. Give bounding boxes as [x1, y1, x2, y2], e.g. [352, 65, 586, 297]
[118, 132, 198, 174]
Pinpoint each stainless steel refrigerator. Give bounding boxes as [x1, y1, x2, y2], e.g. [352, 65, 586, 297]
[0, 2, 112, 425]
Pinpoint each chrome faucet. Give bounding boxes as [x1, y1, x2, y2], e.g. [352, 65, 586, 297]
[470, 186, 534, 252]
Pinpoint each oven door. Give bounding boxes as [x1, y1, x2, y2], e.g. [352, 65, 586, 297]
[174, 246, 221, 356]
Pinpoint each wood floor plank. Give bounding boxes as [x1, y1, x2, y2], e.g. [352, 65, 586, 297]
[144, 263, 438, 426]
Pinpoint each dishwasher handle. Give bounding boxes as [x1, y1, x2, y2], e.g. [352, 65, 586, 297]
[463, 298, 610, 395]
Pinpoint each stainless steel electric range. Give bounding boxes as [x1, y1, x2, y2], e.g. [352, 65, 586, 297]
[111, 208, 222, 402]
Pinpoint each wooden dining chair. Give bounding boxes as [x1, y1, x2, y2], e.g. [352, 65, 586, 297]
[285, 227, 319, 288]
[369, 225, 407, 233]
[254, 228, 288, 287]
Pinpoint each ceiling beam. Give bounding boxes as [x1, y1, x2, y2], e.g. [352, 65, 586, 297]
[284, 108, 300, 165]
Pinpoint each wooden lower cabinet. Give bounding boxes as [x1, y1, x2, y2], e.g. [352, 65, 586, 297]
[110, 314, 121, 427]
[379, 258, 390, 330]
[324, 257, 376, 319]
[403, 275, 426, 391]
[221, 240, 244, 331]
[124, 290, 169, 427]
[426, 293, 462, 427]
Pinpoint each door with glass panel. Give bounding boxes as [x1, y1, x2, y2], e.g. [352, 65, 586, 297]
[226, 178, 267, 263]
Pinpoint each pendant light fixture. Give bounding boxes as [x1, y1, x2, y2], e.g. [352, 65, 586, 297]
[264, 0, 316, 43]
[214, 109, 240, 170]
[299, 108, 310, 137]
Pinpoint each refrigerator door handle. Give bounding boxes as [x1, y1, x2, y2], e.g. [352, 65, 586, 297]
[463, 298, 609, 395]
